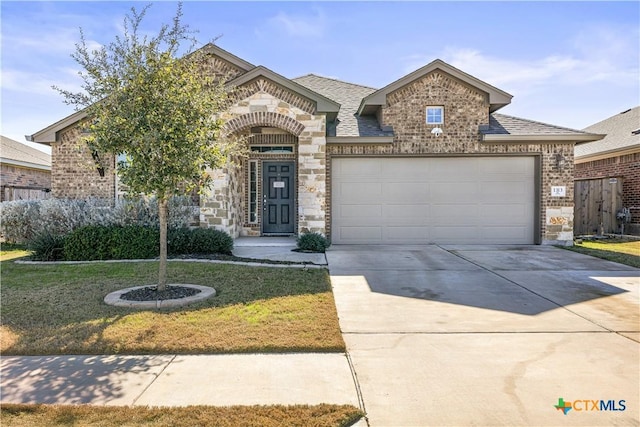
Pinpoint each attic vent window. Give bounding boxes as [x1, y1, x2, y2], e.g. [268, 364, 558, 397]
[426, 106, 444, 125]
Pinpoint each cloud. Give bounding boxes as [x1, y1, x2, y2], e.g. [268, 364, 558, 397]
[401, 24, 639, 103]
[1, 68, 83, 98]
[259, 7, 327, 38]
[399, 24, 639, 129]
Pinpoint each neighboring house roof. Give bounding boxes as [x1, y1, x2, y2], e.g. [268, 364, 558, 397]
[358, 59, 513, 115]
[575, 106, 640, 161]
[481, 114, 604, 143]
[0, 135, 51, 171]
[293, 74, 393, 138]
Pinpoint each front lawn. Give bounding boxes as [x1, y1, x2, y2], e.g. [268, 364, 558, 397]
[0, 259, 345, 355]
[563, 238, 640, 268]
[0, 403, 363, 427]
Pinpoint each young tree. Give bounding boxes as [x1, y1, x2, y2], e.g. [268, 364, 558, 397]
[57, 4, 235, 291]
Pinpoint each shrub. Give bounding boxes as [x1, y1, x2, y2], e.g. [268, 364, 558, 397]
[64, 225, 159, 261]
[0, 196, 196, 243]
[297, 232, 330, 253]
[167, 227, 193, 255]
[28, 233, 66, 261]
[189, 228, 234, 255]
[61, 225, 232, 261]
[0, 200, 41, 243]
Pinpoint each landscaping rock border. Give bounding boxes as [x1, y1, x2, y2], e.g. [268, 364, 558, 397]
[104, 284, 216, 309]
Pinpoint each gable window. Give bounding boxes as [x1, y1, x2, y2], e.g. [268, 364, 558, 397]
[426, 106, 444, 125]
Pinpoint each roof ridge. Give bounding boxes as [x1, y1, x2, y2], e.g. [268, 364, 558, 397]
[583, 105, 640, 131]
[292, 73, 378, 91]
[492, 113, 592, 135]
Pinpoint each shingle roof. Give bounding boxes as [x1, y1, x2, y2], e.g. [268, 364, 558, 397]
[485, 114, 596, 136]
[292, 74, 393, 137]
[575, 106, 640, 158]
[1, 135, 51, 169]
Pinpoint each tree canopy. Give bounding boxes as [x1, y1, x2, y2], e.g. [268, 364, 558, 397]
[56, 3, 238, 289]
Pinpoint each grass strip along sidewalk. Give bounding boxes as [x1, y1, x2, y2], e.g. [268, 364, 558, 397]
[0, 404, 363, 427]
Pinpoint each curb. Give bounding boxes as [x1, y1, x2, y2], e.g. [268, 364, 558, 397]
[14, 258, 328, 269]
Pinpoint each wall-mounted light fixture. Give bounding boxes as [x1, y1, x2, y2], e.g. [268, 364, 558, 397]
[555, 153, 566, 170]
[431, 127, 443, 137]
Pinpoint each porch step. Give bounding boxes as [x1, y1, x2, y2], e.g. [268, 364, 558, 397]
[234, 236, 298, 247]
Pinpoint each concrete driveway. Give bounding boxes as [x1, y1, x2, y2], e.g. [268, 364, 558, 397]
[327, 245, 639, 427]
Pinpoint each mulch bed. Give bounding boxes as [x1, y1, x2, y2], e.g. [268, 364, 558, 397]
[121, 285, 200, 301]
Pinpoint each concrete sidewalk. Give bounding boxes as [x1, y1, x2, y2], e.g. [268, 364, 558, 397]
[1, 353, 361, 407]
[232, 236, 327, 265]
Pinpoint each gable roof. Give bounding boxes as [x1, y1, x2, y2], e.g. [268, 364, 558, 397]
[358, 59, 513, 116]
[575, 106, 640, 160]
[293, 74, 393, 138]
[481, 114, 604, 142]
[228, 66, 341, 120]
[198, 43, 255, 72]
[1, 135, 51, 170]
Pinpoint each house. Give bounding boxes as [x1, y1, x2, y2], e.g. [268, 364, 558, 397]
[0, 135, 51, 202]
[27, 44, 603, 245]
[574, 107, 640, 236]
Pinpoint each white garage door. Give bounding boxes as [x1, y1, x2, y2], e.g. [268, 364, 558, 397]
[331, 157, 536, 244]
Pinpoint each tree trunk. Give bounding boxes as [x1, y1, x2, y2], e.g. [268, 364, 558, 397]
[158, 196, 168, 292]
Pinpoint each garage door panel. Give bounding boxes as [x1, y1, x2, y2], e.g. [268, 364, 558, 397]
[332, 157, 535, 244]
[431, 182, 479, 200]
[335, 158, 381, 176]
[382, 160, 431, 179]
[338, 182, 381, 200]
[479, 203, 528, 219]
[383, 182, 430, 201]
[339, 204, 382, 218]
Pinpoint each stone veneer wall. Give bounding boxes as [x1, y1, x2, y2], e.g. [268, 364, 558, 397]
[201, 77, 327, 237]
[327, 71, 576, 244]
[52, 126, 115, 201]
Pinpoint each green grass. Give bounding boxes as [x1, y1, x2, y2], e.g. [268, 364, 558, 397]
[563, 239, 640, 268]
[0, 403, 363, 427]
[1, 258, 345, 355]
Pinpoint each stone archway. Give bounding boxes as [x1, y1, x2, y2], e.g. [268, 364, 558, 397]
[223, 112, 305, 137]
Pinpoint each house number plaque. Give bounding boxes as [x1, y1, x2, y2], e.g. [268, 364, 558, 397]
[273, 181, 285, 188]
[551, 186, 566, 197]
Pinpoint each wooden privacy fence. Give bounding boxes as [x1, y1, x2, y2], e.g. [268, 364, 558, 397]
[574, 177, 623, 235]
[2, 186, 51, 202]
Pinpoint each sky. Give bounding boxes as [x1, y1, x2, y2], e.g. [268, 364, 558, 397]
[2, 1, 639, 154]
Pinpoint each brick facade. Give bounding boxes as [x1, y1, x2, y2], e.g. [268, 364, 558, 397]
[0, 164, 51, 201]
[51, 126, 116, 201]
[575, 152, 640, 233]
[37, 46, 587, 244]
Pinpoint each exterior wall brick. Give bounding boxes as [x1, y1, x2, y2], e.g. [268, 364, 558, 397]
[52, 126, 115, 201]
[575, 152, 640, 233]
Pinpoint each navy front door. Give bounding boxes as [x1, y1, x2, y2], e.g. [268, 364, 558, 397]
[262, 161, 295, 234]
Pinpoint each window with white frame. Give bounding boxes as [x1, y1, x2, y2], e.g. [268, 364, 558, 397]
[426, 106, 444, 125]
[248, 161, 258, 223]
